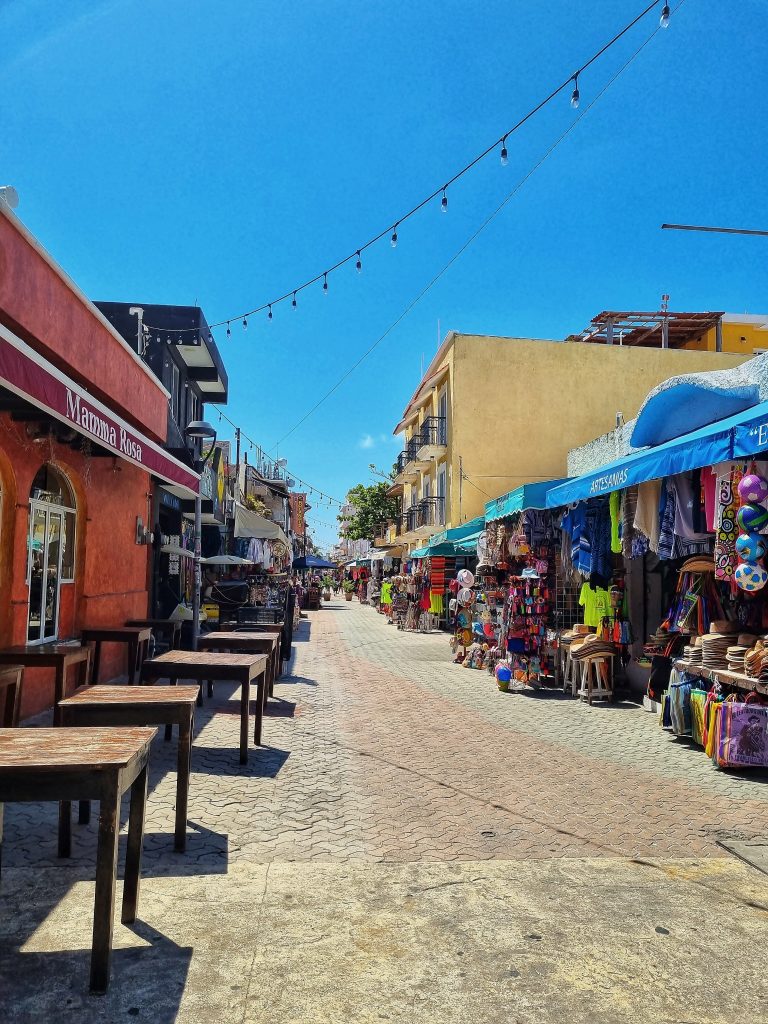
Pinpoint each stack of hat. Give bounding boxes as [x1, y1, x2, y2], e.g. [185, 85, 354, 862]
[560, 624, 593, 646]
[570, 633, 616, 661]
[682, 637, 703, 664]
[701, 631, 734, 669]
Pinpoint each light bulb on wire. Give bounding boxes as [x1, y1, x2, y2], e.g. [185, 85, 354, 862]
[226, 322, 231, 338]
[500, 138, 508, 166]
[391, 225, 398, 248]
[292, 291, 297, 310]
[242, 317, 248, 331]
[441, 188, 448, 213]
[323, 272, 328, 294]
[570, 75, 580, 109]
[356, 251, 362, 273]
[660, 3, 670, 27]
[268, 304, 273, 320]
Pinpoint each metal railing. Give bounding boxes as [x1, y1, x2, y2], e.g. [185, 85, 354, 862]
[395, 436, 422, 475]
[418, 416, 447, 448]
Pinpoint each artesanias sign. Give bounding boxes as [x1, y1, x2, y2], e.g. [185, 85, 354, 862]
[0, 323, 199, 494]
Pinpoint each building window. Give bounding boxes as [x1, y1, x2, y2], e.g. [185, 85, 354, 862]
[27, 465, 76, 644]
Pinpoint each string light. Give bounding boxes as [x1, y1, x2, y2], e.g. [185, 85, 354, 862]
[142, 1, 668, 339]
[242, 317, 248, 331]
[226, 322, 231, 338]
[355, 251, 362, 273]
[323, 272, 328, 294]
[292, 291, 297, 309]
[441, 189, 448, 213]
[268, 304, 273, 320]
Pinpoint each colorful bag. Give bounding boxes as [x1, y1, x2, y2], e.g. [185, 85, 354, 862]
[715, 697, 768, 768]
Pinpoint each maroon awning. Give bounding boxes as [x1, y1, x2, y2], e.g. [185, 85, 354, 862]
[0, 323, 199, 495]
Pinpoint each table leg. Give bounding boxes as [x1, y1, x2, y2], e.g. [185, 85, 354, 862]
[58, 801, 72, 857]
[90, 780, 121, 992]
[127, 640, 137, 685]
[53, 663, 66, 726]
[196, 685, 203, 708]
[0, 802, 5, 882]
[207, 679, 213, 698]
[79, 800, 91, 825]
[122, 765, 148, 925]
[80, 650, 92, 689]
[91, 641, 102, 686]
[240, 675, 250, 764]
[254, 671, 265, 746]
[175, 714, 193, 852]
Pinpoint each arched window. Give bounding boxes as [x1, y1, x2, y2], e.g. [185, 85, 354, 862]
[27, 465, 77, 644]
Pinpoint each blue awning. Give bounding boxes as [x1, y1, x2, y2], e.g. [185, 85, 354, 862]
[546, 401, 768, 508]
[485, 479, 568, 521]
[428, 515, 486, 546]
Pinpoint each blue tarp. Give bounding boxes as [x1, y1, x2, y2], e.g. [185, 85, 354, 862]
[546, 400, 768, 508]
[485, 478, 568, 521]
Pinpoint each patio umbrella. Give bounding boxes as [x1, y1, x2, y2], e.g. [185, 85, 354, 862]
[292, 555, 337, 570]
[200, 554, 254, 565]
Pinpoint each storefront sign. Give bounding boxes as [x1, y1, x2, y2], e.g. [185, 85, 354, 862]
[160, 489, 182, 511]
[290, 492, 307, 534]
[0, 324, 200, 494]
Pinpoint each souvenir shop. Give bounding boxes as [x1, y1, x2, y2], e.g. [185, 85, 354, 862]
[541, 397, 768, 770]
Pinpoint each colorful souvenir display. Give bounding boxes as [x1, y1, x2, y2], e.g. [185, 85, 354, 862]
[734, 471, 768, 592]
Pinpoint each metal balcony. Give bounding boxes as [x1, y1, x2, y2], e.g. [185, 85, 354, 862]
[416, 416, 447, 463]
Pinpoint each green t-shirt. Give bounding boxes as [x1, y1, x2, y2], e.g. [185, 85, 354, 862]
[579, 583, 612, 627]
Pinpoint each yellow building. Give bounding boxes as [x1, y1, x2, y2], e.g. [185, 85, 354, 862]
[385, 311, 768, 554]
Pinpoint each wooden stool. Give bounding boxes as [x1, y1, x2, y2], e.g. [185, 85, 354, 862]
[577, 655, 614, 704]
[562, 646, 579, 697]
[0, 665, 24, 726]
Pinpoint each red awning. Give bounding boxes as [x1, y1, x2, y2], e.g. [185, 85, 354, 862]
[0, 323, 199, 495]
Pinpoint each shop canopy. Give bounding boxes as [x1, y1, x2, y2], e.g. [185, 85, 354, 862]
[428, 515, 486, 547]
[546, 400, 768, 508]
[485, 479, 569, 522]
[233, 503, 290, 547]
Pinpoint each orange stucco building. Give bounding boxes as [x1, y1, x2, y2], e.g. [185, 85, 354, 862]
[0, 204, 199, 717]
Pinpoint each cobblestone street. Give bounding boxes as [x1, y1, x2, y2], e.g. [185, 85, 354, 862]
[3, 598, 768, 1022]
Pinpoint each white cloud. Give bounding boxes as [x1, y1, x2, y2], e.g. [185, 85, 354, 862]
[358, 434, 376, 449]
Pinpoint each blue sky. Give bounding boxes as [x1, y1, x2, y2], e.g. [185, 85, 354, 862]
[3, 0, 765, 549]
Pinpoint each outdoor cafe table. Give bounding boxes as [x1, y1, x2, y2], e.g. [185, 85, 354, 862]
[58, 685, 199, 852]
[125, 618, 182, 651]
[0, 644, 91, 725]
[141, 651, 269, 762]
[80, 626, 153, 686]
[0, 665, 24, 727]
[199, 631, 280, 698]
[0, 725, 156, 992]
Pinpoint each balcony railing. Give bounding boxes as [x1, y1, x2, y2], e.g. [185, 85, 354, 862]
[401, 504, 421, 533]
[395, 436, 421, 475]
[414, 496, 445, 529]
[418, 416, 447, 448]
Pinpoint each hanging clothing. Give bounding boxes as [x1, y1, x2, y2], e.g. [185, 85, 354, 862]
[714, 462, 746, 581]
[609, 491, 622, 554]
[671, 473, 710, 542]
[634, 479, 662, 552]
[578, 582, 612, 628]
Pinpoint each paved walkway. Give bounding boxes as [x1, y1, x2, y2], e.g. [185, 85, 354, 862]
[3, 598, 768, 1022]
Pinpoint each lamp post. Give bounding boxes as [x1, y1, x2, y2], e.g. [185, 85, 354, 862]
[184, 420, 217, 650]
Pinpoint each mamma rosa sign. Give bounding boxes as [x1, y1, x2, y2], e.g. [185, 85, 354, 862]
[66, 389, 144, 462]
[0, 326, 199, 493]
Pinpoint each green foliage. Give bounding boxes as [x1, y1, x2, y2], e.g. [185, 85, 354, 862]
[343, 579, 356, 593]
[339, 482, 400, 541]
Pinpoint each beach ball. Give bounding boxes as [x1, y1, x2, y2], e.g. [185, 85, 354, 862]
[739, 473, 768, 504]
[458, 587, 473, 605]
[495, 664, 512, 683]
[737, 503, 768, 532]
[457, 569, 475, 587]
[735, 532, 768, 562]
[735, 562, 768, 592]
[483, 622, 495, 639]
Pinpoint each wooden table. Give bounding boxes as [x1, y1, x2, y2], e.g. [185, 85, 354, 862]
[0, 665, 24, 727]
[199, 632, 280, 699]
[58, 685, 199, 852]
[0, 645, 91, 725]
[141, 651, 268, 763]
[0, 726, 156, 992]
[125, 619, 182, 651]
[80, 626, 153, 686]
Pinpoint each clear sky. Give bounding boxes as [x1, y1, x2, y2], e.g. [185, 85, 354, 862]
[3, 0, 765, 549]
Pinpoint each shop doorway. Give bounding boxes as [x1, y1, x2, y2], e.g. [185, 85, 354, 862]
[27, 465, 76, 645]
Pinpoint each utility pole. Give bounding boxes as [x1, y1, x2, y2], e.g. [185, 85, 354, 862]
[234, 427, 241, 501]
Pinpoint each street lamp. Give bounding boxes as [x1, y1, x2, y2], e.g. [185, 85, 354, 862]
[184, 420, 217, 650]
